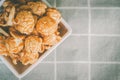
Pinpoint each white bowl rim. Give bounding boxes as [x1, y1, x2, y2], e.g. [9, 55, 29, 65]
[0, 0, 72, 78]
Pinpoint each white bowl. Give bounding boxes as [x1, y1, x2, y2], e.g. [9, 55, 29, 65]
[0, 0, 72, 78]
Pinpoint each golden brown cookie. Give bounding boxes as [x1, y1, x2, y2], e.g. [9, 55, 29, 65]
[14, 11, 35, 34]
[36, 16, 57, 36]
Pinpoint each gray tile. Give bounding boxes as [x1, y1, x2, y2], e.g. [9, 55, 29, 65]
[46, 0, 55, 7]
[56, 36, 88, 61]
[91, 64, 120, 80]
[91, 0, 120, 7]
[0, 63, 18, 80]
[57, 63, 88, 80]
[22, 63, 54, 80]
[56, 0, 88, 7]
[91, 9, 120, 34]
[59, 9, 88, 34]
[91, 37, 120, 61]
[42, 50, 55, 62]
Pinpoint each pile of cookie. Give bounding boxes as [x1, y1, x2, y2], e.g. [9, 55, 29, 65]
[0, 0, 61, 65]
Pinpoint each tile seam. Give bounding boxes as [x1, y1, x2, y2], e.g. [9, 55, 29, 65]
[88, 0, 91, 80]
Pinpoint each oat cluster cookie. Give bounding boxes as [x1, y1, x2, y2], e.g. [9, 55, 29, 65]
[0, 0, 62, 65]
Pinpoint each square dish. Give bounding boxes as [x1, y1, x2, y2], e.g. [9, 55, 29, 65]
[0, 0, 72, 78]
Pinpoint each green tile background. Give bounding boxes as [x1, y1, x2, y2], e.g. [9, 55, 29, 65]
[46, 0, 55, 7]
[57, 63, 88, 80]
[57, 36, 88, 61]
[58, 9, 88, 34]
[22, 63, 54, 80]
[91, 37, 120, 61]
[91, 9, 120, 34]
[42, 50, 55, 62]
[91, 0, 120, 7]
[0, 0, 120, 80]
[91, 64, 120, 80]
[56, 0, 88, 7]
[0, 63, 18, 80]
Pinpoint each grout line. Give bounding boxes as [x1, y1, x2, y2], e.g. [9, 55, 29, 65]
[91, 7, 120, 9]
[56, 7, 88, 9]
[0, 61, 118, 64]
[71, 34, 120, 37]
[88, 0, 91, 80]
[88, 38, 91, 80]
[41, 61, 89, 64]
[54, 0, 56, 8]
[56, 61, 88, 63]
[56, 7, 120, 9]
[71, 34, 88, 36]
[91, 62, 120, 64]
[57, 61, 120, 64]
[42, 61, 89, 63]
[54, 0, 57, 79]
[54, 1, 57, 80]
[40, 61, 120, 64]
[54, 49, 57, 80]
[40, 61, 54, 63]
[90, 34, 120, 37]
[54, 1, 57, 79]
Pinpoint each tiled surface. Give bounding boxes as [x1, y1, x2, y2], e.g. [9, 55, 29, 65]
[57, 63, 88, 80]
[56, 0, 88, 7]
[91, 37, 120, 61]
[91, 0, 120, 7]
[58, 9, 88, 34]
[57, 36, 88, 61]
[91, 9, 120, 34]
[91, 64, 120, 80]
[22, 63, 54, 80]
[46, 0, 55, 6]
[42, 50, 55, 62]
[0, 63, 18, 80]
[1, 0, 120, 80]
